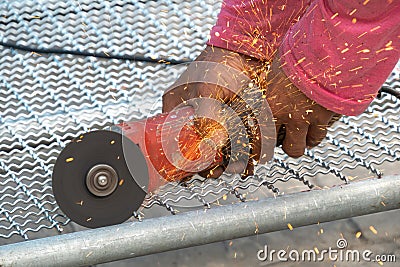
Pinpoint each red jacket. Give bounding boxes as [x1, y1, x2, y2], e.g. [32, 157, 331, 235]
[208, 0, 400, 115]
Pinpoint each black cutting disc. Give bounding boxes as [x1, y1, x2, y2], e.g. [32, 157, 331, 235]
[52, 130, 148, 228]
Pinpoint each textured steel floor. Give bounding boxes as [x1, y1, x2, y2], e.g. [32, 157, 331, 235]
[0, 0, 399, 244]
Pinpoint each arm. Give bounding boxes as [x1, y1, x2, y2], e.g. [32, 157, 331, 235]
[279, 0, 400, 115]
[207, 0, 400, 158]
[207, 0, 339, 158]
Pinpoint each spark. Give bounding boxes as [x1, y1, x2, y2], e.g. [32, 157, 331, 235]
[333, 21, 342, 27]
[292, 29, 301, 39]
[349, 66, 363, 72]
[254, 221, 259, 234]
[370, 26, 381, 32]
[277, 5, 286, 11]
[65, 157, 74, 163]
[376, 57, 388, 63]
[294, 57, 306, 66]
[357, 49, 370, 54]
[377, 46, 394, 54]
[76, 1, 83, 10]
[287, 223, 293, 230]
[349, 9, 357, 16]
[189, 221, 197, 231]
[356, 232, 362, 238]
[369, 226, 378, 234]
[358, 32, 368, 39]
[318, 55, 330, 62]
[330, 13, 339, 19]
[341, 48, 349, 54]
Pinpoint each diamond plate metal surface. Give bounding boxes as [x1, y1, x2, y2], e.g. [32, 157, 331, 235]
[0, 0, 399, 243]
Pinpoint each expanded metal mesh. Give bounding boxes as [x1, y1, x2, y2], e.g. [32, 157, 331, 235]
[0, 0, 399, 243]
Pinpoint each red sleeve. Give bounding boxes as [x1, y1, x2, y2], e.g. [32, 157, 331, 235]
[280, 0, 400, 115]
[207, 0, 311, 61]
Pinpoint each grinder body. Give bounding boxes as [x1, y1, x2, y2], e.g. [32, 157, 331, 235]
[117, 106, 225, 191]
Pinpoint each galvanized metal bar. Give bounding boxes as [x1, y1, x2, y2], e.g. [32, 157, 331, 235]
[1, 175, 399, 267]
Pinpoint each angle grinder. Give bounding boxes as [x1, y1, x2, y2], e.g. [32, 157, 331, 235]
[52, 63, 277, 228]
[52, 105, 232, 228]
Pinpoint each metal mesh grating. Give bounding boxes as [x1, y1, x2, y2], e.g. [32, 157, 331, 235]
[0, 0, 399, 243]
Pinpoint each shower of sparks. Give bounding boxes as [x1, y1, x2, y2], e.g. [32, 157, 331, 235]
[159, 67, 276, 182]
[117, 0, 397, 190]
[228, 1, 310, 61]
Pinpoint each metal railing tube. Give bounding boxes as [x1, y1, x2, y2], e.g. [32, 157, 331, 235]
[1, 175, 399, 267]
